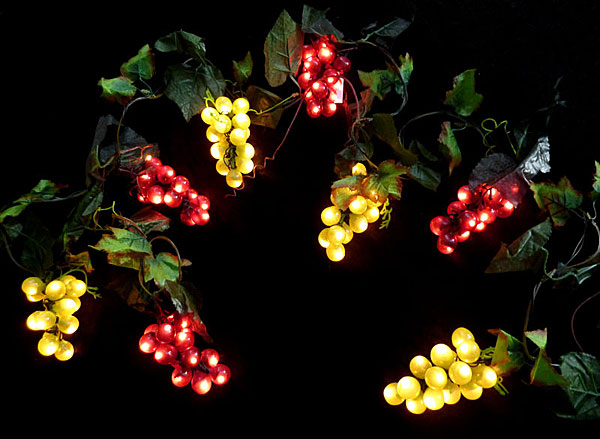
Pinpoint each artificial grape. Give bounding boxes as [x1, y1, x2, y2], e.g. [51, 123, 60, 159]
[458, 210, 478, 231]
[215, 96, 233, 114]
[38, 332, 60, 356]
[163, 190, 183, 208]
[317, 42, 335, 64]
[348, 195, 368, 215]
[154, 343, 178, 365]
[447, 200, 467, 216]
[301, 44, 317, 61]
[298, 71, 314, 89]
[430, 216, 451, 236]
[409, 355, 432, 379]
[456, 185, 472, 204]
[321, 101, 337, 117]
[21, 277, 45, 296]
[482, 186, 502, 206]
[237, 157, 254, 174]
[397, 376, 421, 400]
[321, 206, 341, 226]
[156, 165, 176, 184]
[430, 343, 456, 369]
[156, 322, 176, 343]
[424, 366, 448, 390]
[180, 346, 200, 368]
[443, 382, 461, 405]
[45, 280, 66, 301]
[448, 361, 473, 385]
[306, 99, 323, 118]
[65, 279, 86, 298]
[460, 381, 483, 400]
[332, 55, 351, 73]
[304, 57, 321, 75]
[216, 159, 230, 176]
[326, 243, 345, 262]
[194, 195, 210, 211]
[213, 114, 232, 134]
[210, 141, 228, 160]
[341, 222, 353, 244]
[146, 185, 165, 205]
[477, 206, 497, 224]
[200, 106, 219, 125]
[327, 225, 346, 245]
[36, 310, 57, 331]
[311, 80, 328, 99]
[455, 230, 471, 243]
[52, 298, 79, 317]
[57, 315, 79, 335]
[172, 366, 193, 387]
[348, 213, 368, 233]
[474, 221, 487, 232]
[176, 314, 195, 332]
[423, 387, 445, 410]
[171, 175, 190, 194]
[472, 364, 498, 388]
[200, 348, 220, 368]
[405, 395, 427, 414]
[190, 207, 210, 226]
[383, 382, 405, 406]
[206, 126, 225, 143]
[230, 128, 249, 147]
[139, 332, 159, 354]
[456, 340, 481, 363]
[232, 97, 250, 115]
[210, 364, 231, 385]
[226, 170, 244, 188]
[180, 209, 196, 226]
[451, 327, 474, 349]
[144, 155, 162, 169]
[236, 143, 255, 160]
[232, 112, 251, 129]
[174, 329, 195, 351]
[191, 370, 212, 395]
[437, 234, 457, 254]
[363, 205, 380, 223]
[318, 229, 331, 248]
[54, 340, 74, 361]
[352, 163, 367, 176]
[496, 199, 515, 218]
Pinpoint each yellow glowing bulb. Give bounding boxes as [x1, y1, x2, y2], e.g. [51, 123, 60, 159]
[45, 280, 66, 301]
[21, 277, 45, 296]
[456, 340, 481, 363]
[460, 381, 483, 400]
[210, 141, 228, 160]
[232, 112, 251, 129]
[351, 162, 367, 176]
[473, 365, 498, 389]
[349, 196, 368, 215]
[201, 106, 219, 125]
[430, 343, 456, 369]
[326, 243, 345, 262]
[424, 366, 448, 389]
[65, 279, 86, 298]
[38, 332, 60, 356]
[213, 114, 232, 134]
[206, 126, 225, 143]
[348, 213, 368, 233]
[36, 310, 57, 331]
[57, 315, 79, 335]
[236, 143, 255, 159]
[215, 96, 233, 114]
[237, 157, 254, 174]
[409, 355, 432, 379]
[318, 229, 331, 248]
[397, 376, 421, 400]
[26, 292, 44, 302]
[341, 222, 353, 244]
[54, 340, 74, 361]
[363, 206, 380, 223]
[383, 382, 404, 406]
[451, 327, 475, 349]
[216, 159, 230, 176]
[321, 206, 341, 226]
[59, 275, 76, 285]
[448, 361, 473, 385]
[443, 382, 461, 405]
[405, 395, 427, 414]
[226, 170, 244, 188]
[423, 387, 445, 410]
[52, 298, 78, 317]
[232, 97, 250, 114]
[26, 311, 43, 330]
[230, 128, 249, 147]
[327, 225, 346, 245]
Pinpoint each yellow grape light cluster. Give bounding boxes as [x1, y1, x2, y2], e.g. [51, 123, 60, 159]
[318, 163, 382, 262]
[383, 327, 499, 414]
[22, 274, 88, 361]
[201, 96, 255, 189]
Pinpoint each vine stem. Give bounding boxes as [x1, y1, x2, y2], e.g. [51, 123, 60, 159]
[570, 290, 600, 352]
[398, 110, 487, 147]
[345, 78, 378, 170]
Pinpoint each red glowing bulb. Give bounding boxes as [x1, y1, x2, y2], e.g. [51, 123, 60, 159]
[322, 102, 337, 117]
[304, 57, 321, 74]
[137, 169, 156, 189]
[447, 200, 467, 216]
[154, 343, 178, 365]
[191, 370, 212, 395]
[156, 165, 176, 184]
[298, 71, 314, 89]
[477, 207, 497, 224]
[144, 324, 159, 334]
[180, 209, 196, 226]
[210, 364, 231, 385]
[196, 195, 210, 211]
[174, 329, 195, 351]
[139, 333, 159, 354]
[176, 314, 194, 332]
[497, 199, 515, 218]
[306, 100, 322, 118]
[156, 322, 176, 343]
[430, 216, 451, 236]
[458, 210, 479, 231]
[144, 155, 162, 169]
[137, 191, 148, 203]
[332, 55, 351, 73]
[311, 80, 328, 99]
[146, 185, 164, 204]
[457, 185, 472, 204]
[190, 207, 210, 226]
[201, 348, 220, 368]
[483, 186, 502, 206]
[437, 239, 456, 255]
[171, 367, 193, 387]
[302, 45, 317, 61]
[163, 190, 183, 208]
[456, 230, 471, 242]
[180, 346, 200, 368]
[171, 175, 190, 194]
[474, 221, 487, 232]
[318, 44, 335, 64]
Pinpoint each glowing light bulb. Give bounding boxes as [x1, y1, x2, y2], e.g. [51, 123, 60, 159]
[409, 355, 432, 379]
[341, 222, 353, 244]
[26, 292, 44, 302]
[423, 387, 445, 410]
[352, 163, 367, 176]
[26, 311, 42, 330]
[473, 365, 498, 388]
[451, 327, 474, 349]
[171, 176, 190, 194]
[206, 126, 225, 143]
[45, 280, 66, 301]
[190, 208, 210, 226]
[216, 159, 230, 176]
[424, 366, 448, 389]
[38, 332, 60, 356]
[36, 311, 57, 331]
[52, 298, 78, 317]
[430, 216, 451, 236]
[397, 376, 421, 400]
[321, 206, 341, 226]
[457, 185, 472, 203]
[363, 206, 380, 223]
[215, 96, 233, 114]
[497, 199, 515, 218]
[213, 114, 232, 134]
[430, 343, 456, 369]
[456, 340, 480, 363]
[443, 382, 461, 405]
[57, 315, 79, 334]
[65, 279, 86, 298]
[21, 277, 45, 296]
[474, 221, 487, 232]
[448, 361, 473, 385]
[236, 143, 255, 160]
[232, 112, 251, 130]
[327, 225, 347, 245]
[54, 340, 74, 361]
[226, 170, 244, 188]
[405, 395, 427, 414]
[210, 364, 231, 385]
[154, 343, 178, 365]
[174, 329, 195, 352]
[383, 382, 404, 406]
[201, 349, 220, 368]
[191, 370, 212, 395]
[326, 243, 345, 262]
[147, 185, 164, 204]
[230, 127, 249, 147]
[460, 381, 483, 400]
[348, 213, 368, 233]
[210, 141, 228, 160]
[232, 97, 250, 114]
[181, 346, 200, 368]
[156, 165, 176, 184]
[171, 367, 193, 387]
[318, 229, 331, 248]
[349, 195, 368, 215]
[237, 157, 255, 174]
[201, 106, 219, 125]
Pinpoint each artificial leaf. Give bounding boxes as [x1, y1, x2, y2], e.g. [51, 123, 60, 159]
[331, 186, 360, 211]
[334, 144, 372, 178]
[516, 136, 551, 180]
[104, 269, 148, 312]
[120, 44, 155, 82]
[362, 160, 408, 201]
[362, 16, 411, 41]
[144, 252, 190, 288]
[358, 68, 400, 101]
[164, 280, 211, 343]
[264, 9, 303, 87]
[246, 85, 284, 129]
[64, 250, 94, 273]
[60, 183, 103, 250]
[301, 5, 344, 40]
[530, 349, 569, 387]
[163, 63, 226, 122]
[0, 180, 63, 223]
[443, 68, 483, 116]
[371, 113, 418, 165]
[485, 219, 552, 274]
[409, 140, 438, 163]
[488, 328, 526, 376]
[331, 175, 363, 191]
[154, 30, 206, 62]
[438, 121, 461, 175]
[531, 176, 583, 227]
[592, 161, 600, 200]
[97, 76, 137, 105]
[19, 213, 55, 279]
[525, 328, 548, 350]
[468, 153, 517, 188]
[408, 163, 441, 191]
[91, 226, 152, 256]
[557, 352, 600, 420]
[233, 51, 253, 86]
[129, 207, 171, 235]
[397, 53, 413, 98]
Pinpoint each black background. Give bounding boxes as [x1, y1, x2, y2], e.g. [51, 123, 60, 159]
[2, 0, 599, 434]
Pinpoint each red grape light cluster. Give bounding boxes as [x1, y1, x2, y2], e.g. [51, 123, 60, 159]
[136, 154, 211, 226]
[430, 183, 515, 254]
[138, 312, 231, 395]
[298, 34, 351, 118]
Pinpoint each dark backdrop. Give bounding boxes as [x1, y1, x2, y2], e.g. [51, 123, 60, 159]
[2, 1, 599, 434]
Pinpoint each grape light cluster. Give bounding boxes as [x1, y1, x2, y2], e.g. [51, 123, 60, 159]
[139, 311, 231, 395]
[318, 163, 382, 262]
[23, 274, 88, 361]
[430, 183, 516, 254]
[298, 34, 351, 118]
[201, 96, 255, 189]
[383, 327, 499, 414]
[136, 154, 211, 227]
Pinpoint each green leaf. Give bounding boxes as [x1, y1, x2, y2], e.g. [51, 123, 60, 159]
[443, 68, 483, 116]
[0, 180, 62, 223]
[397, 53, 413, 99]
[164, 280, 211, 343]
[362, 17, 411, 41]
[163, 63, 226, 122]
[64, 250, 94, 274]
[485, 219, 553, 274]
[20, 213, 55, 279]
[409, 140, 439, 163]
[154, 30, 206, 62]
[120, 44, 155, 82]
[525, 328, 548, 350]
[438, 121, 461, 175]
[334, 144, 372, 178]
[264, 9, 303, 87]
[371, 113, 418, 165]
[408, 163, 441, 191]
[91, 226, 152, 256]
[60, 183, 104, 250]
[129, 207, 171, 235]
[531, 349, 569, 387]
[246, 85, 284, 129]
[363, 160, 408, 201]
[488, 328, 526, 376]
[97, 76, 137, 105]
[531, 176, 584, 227]
[358, 68, 400, 101]
[232, 51, 253, 86]
[301, 5, 344, 40]
[144, 252, 190, 288]
[331, 175, 363, 191]
[331, 186, 360, 211]
[592, 161, 600, 200]
[557, 352, 600, 420]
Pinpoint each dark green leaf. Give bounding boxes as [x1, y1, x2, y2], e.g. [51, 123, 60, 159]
[264, 9, 303, 87]
[525, 328, 548, 350]
[408, 163, 441, 191]
[362, 17, 411, 40]
[488, 328, 526, 376]
[592, 161, 600, 200]
[531, 176, 583, 227]
[246, 85, 284, 129]
[530, 349, 569, 387]
[301, 5, 344, 40]
[163, 63, 226, 122]
[154, 30, 206, 62]
[331, 186, 360, 211]
[438, 121, 461, 175]
[97, 76, 137, 105]
[358, 68, 399, 101]
[443, 68, 483, 116]
[91, 226, 152, 256]
[64, 250, 94, 274]
[557, 352, 600, 420]
[363, 160, 408, 201]
[334, 144, 372, 178]
[0, 180, 63, 223]
[60, 183, 103, 250]
[409, 140, 439, 163]
[129, 207, 171, 235]
[485, 219, 552, 274]
[120, 44, 155, 82]
[19, 212, 55, 279]
[232, 51, 253, 86]
[104, 269, 148, 312]
[331, 175, 363, 191]
[371, 113, 417, 165]
[144, 252, 190, 288]
[397, 53, 413, 99]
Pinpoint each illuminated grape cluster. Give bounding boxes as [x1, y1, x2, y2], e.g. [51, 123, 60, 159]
[383, 327, 499, 414]
[23, 274, 88, 361]
[136, 154, 211, 226]
[430, 183, 516, 254]
[298, 34, 351, 118]
[201, 96, 255, 189]
[138, 311, 231, 395]
[318, 163, 382, 262]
